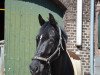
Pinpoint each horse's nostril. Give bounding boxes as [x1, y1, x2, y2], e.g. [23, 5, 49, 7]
[34, 66, 39, 73]
[30, 65, 39, 73]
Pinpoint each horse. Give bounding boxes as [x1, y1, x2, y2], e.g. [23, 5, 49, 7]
[29, 13, 82, 75]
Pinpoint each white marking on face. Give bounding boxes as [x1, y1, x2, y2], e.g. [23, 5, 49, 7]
[40, 35, 43, 40]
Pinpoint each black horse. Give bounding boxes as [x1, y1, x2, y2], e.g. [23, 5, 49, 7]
[29, 13, 81, 75]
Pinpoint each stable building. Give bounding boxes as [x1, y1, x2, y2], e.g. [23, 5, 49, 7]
[0, 0, 100, 75]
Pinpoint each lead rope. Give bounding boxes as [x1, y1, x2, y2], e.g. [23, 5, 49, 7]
[47, 61, 51, 75]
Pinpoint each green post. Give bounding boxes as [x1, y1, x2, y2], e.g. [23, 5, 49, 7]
[5, 0, 64, 75]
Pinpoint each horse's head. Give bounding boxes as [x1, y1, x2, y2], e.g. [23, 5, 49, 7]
[29, 13, 67, 75]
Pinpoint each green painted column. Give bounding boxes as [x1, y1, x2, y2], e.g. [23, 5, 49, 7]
[5, 0, 64, 75]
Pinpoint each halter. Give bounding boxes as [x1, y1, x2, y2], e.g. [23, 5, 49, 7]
[34, 27, 64, 62]
[33, 27, 64, 75]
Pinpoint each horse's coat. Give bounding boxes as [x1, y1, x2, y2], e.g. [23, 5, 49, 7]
[67, 51, 82, 75]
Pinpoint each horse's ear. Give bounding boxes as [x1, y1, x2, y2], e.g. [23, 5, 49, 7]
[49, 13, 57, 26]
[38, 14, 45, 26]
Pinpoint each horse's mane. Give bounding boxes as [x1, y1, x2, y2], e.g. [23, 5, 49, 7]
[60, 27, 68, 43]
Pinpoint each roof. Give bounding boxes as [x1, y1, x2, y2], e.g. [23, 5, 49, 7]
[51, 0, 67, 12]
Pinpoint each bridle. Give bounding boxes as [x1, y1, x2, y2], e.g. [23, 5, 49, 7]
[33, 27, 64, 75]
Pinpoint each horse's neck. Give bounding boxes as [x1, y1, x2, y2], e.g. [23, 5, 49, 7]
[51, 50, 74, 75]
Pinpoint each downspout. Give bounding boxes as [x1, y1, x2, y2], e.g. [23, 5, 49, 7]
[76, 0, 83, 47]
[90, 0, 94, 75]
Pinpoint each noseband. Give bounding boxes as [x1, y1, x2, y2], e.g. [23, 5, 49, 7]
[33, 27, 64, 75]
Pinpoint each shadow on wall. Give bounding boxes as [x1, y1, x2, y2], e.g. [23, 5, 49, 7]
[84, 72, 90, 75]
[19, 0, 66, 17]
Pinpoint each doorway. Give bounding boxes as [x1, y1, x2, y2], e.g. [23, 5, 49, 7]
[0, 0, 5, 74]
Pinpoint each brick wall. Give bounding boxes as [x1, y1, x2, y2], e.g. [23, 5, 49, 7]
[59, 0, 90, 74]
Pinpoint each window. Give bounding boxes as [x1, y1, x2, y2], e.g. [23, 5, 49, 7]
[98, 13, 100, 49]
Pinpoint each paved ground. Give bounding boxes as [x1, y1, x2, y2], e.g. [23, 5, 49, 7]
[94, 56, 100, 75]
